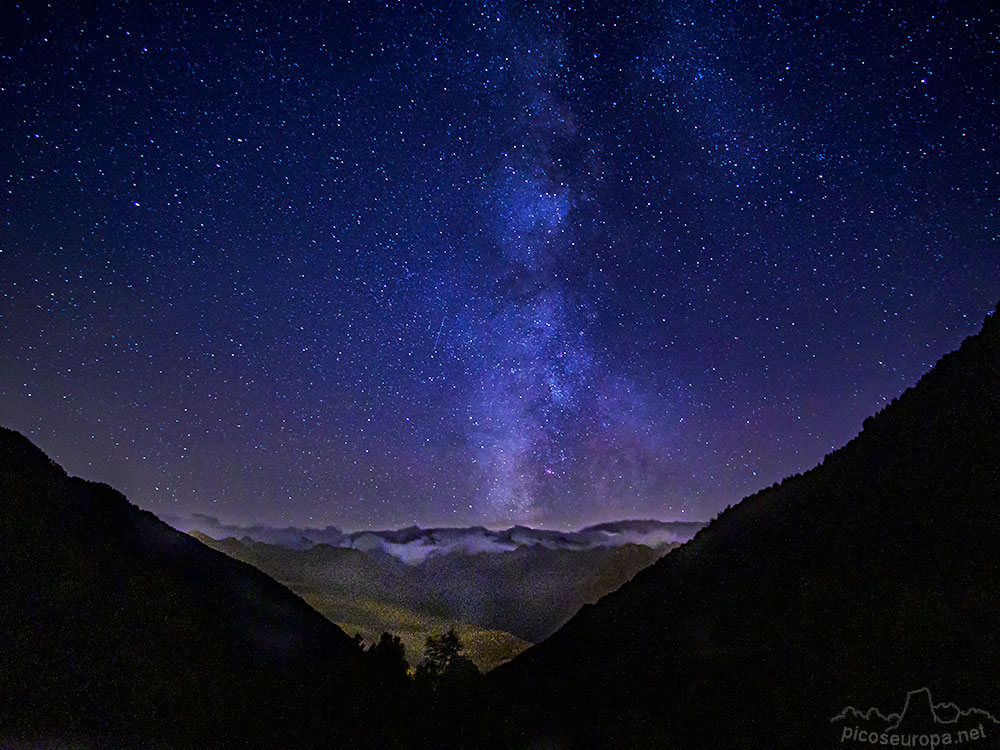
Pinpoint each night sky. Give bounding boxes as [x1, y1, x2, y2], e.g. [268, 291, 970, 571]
[2, 1, 997, 529]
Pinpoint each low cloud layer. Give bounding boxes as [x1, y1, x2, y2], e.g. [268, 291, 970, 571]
[165, 514, 705, 565]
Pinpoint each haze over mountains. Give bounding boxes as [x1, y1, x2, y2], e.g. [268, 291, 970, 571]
[169, 515, 704, 563]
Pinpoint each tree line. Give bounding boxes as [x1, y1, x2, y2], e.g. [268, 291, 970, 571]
[352, 628, 485, 747]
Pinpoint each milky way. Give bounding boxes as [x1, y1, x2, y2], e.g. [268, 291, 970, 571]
[1, 1, 997, 528]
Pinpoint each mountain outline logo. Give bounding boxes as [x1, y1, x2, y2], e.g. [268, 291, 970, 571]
[831, 688, 999, 746]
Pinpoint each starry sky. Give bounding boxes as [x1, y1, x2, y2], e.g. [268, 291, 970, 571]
[2, 0, 997, 529]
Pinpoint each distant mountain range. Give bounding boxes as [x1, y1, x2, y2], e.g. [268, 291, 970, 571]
[192, 530, 682, 671]
[168, 514, 704, 563]
[182, 518, 703, 671]
[479, 301, 1000, 748]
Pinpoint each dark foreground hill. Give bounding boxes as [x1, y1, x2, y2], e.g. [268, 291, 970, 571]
[0, 429, 406, 749]
[481, 303, 1000, 749]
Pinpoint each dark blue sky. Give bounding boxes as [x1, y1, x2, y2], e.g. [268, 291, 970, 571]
[2, 0, 997, 529]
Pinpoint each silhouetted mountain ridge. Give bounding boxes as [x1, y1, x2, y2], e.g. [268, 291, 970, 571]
[0, 428, 406, 749]
[482, 302, 1000, 749]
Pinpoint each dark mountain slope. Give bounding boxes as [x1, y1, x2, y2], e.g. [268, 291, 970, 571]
[0, 428, 405, 749]
[484, 302, 1000, 749]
